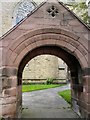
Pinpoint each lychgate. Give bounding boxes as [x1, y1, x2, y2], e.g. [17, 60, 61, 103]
[0, 0, 90, 118]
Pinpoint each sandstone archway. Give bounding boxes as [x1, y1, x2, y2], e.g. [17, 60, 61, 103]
[17, 45, 83, 115]
[0, 0, 90, 118]
[1, 27, 89, 118]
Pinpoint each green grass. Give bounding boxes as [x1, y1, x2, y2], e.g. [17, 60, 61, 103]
[58, 90, 71, 104]
[22, 84, 64, 92]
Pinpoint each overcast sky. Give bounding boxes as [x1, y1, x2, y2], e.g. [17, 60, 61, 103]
[0, 0, 86, 3]
[0, 0, 89, 6]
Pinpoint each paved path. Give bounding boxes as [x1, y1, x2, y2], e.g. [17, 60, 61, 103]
[21, 84, 79, 118]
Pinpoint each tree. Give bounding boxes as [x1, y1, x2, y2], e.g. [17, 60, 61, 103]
[70, 2, 90, 26]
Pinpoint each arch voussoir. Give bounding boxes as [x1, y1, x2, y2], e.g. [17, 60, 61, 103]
[74, 49, 88, 68]
[6, 28, 88, 69]
[8, 28, 84, 51]
[13, 42, 38, 67]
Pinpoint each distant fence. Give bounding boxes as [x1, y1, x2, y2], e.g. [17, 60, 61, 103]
[22, 79, 67, 84]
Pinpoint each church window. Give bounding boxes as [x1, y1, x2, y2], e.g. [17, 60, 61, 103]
[13, 0, 36, 25]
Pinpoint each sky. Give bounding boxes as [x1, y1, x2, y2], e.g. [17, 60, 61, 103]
[0, 0, 89, 6]
[0, 0, 88, 3]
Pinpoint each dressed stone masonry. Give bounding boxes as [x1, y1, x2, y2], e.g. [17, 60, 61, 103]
[0, 0, 90, 118]
[1, 0, 68, 81]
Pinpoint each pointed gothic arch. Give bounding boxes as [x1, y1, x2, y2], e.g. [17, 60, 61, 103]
[12, 0, 37, 26]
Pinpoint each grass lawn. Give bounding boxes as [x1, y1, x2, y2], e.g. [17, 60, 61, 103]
[22, 84, 65, 92]
[58, 90, 71, 104]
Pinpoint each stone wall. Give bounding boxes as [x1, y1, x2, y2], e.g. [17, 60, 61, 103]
[22, 55, 67, 80]
[1, 2, 17, 36]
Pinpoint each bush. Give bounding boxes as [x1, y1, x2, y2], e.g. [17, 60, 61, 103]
[22, 80, 31, 85]
[46, 78, 54, 85]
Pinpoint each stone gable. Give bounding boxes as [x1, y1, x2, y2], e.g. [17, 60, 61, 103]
[2, 0, 90, 41]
